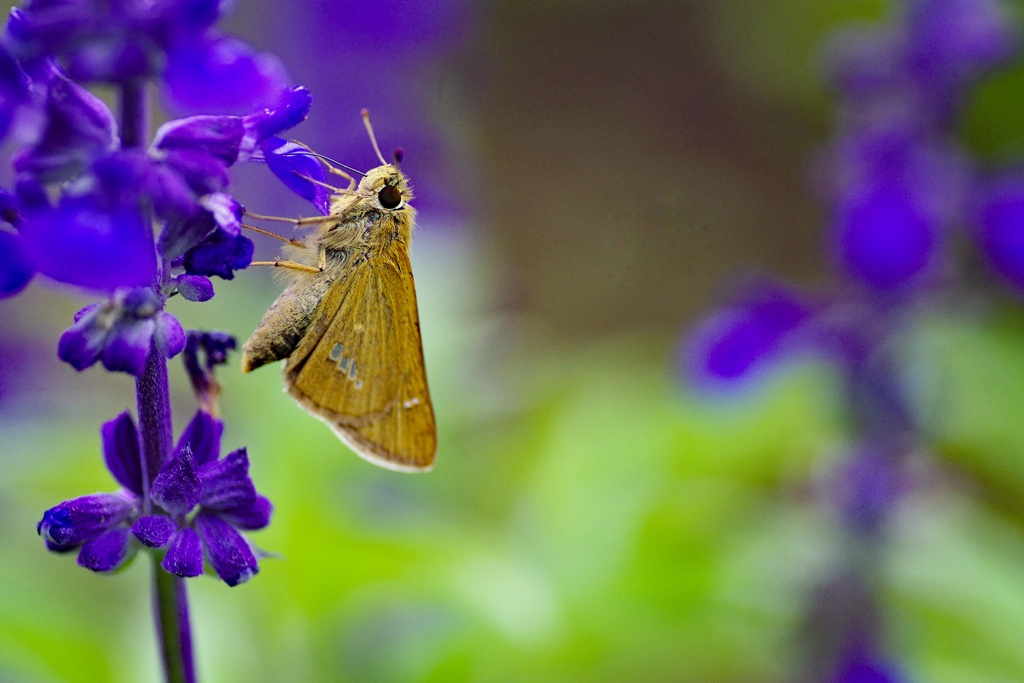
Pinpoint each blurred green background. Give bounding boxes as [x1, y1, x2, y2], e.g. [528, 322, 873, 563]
[6, 0, 1024, 681]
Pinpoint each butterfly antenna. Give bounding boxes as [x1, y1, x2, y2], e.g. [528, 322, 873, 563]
[282, 144, 366, 178]
[361, 108, 388, 166]
[393, 147, 403, 169]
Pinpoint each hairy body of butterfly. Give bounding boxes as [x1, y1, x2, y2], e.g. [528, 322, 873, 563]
[241, 164, 437, 472]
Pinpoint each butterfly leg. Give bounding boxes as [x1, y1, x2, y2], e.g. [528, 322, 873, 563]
[241, 223, 305, 246]
[245, 211, 340, 228]
[250, 257, 321, 274]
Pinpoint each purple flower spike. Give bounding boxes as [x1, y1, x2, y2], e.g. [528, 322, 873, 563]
[163, 35, 288, 115]
[261, 137, 330, 215]
[217, 494, 273, 531]
[199, 448, 256, 510]
[37, 493, 133, 549]
[195, 512, 258, 586]
[101, 411, 143, 495]
[162, 527, 204, 577]
[77, 527, 133, 572]
[685, 280, 813, 391]
[0, 231, 35, 298]
[151, 447, 201, 517]
[175, 410, 223, 467]
[832, 187, 939, 291]
[132, 515, 178, 549]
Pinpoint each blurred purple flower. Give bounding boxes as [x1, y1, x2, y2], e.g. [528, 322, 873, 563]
[38, 410, 272, 584]
[683, 279, 813, 391]
[831, 646, 904, 683]
[7, 0, 289, 114]
[832, 186, 940, 292]
[974, 172, 1024, 294]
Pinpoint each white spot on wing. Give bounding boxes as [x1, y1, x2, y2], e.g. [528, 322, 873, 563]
[328, 344, 344, 361]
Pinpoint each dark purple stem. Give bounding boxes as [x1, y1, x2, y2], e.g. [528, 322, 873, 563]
[119, 79, 146, 149]
[153, 564, 196, 683]
[121, 80, 196, 683]
[135, 345, 172, 513]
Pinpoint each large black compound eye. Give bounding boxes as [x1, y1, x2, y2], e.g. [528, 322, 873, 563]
[378, 184, 402, 209]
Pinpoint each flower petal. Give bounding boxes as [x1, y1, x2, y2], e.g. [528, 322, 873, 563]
[101, 317, 156, 375]
[58, 303, 107, 371]
[260, 137, 329, 215]
[22, 197, 157, 292]
[198, 192, 242, 235]
[175, 410, 223, 467]
[0, 231, 35, 298]
[13, 68, 117, 183]
[162, 527, 204, 577]
[216, 494, 273, 531]
[172, 274, 215, 302]
[195, 512, 258, 586]
[832, 186, 939, 291]
[241, 86, 312, 154]
[131, 514, 177, 548]
[199, 447, 256, 509]
[101, 411, 143, 495]
[156, 311, 186, 358]
[151, 446, 201, 516]
[38, 493, 133, 548]
[151, 114, 245, 164]
[77, 527, 133, 572]
[181, 227, 253, 280]
[159, 209, 215, 262]
[158, 148, 231, 195]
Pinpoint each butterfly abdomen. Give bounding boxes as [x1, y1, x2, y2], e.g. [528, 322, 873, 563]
[241, 273, 333, 373]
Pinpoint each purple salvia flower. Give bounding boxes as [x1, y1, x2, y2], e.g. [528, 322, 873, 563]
[58, 288, 185, 375]
[684, 0, 1022, 678]
[683, 278, 813, 392]
[39, 409, 272, 585]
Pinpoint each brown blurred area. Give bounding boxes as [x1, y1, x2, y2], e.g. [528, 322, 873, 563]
[462, 0, 831, 340]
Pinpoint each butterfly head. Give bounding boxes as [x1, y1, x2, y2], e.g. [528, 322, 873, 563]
[359, 165, 412, 212]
